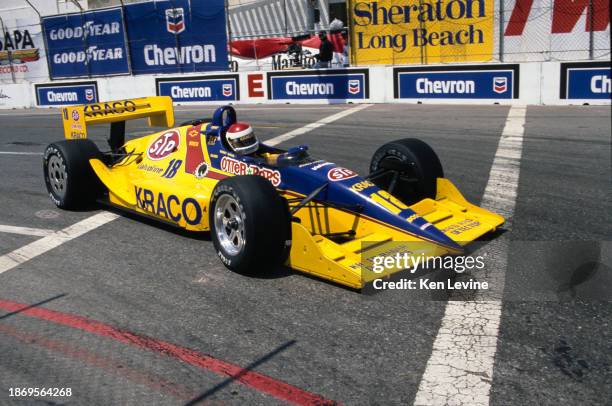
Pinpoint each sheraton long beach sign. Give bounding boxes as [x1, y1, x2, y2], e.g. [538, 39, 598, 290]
[350, 0, 494, 65]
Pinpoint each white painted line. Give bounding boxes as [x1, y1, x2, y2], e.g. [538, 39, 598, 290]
[0, 111, 58, 116]
[177, 106, 352, 112]
[0, 212, 119, 275]
[0, 151, 43, 156]
[265, 104, 372, 146]
[0, 225, 55, 237]
[414, 106, 526, 406]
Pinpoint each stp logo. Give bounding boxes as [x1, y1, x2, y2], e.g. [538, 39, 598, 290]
[222, 84, 233, 97]
[85, 88, 94, 102]
[493, 77, 508, 94]
[348, 80, 360, 95]
[148, 130, 180, 160]
[166, 8, 185, 34]
[71, 110, 80, 121]
[328, 167, 357, 182]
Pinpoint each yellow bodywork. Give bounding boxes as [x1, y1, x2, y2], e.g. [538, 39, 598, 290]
[286, 178, 503, 289]
[62, 96, 504, 290]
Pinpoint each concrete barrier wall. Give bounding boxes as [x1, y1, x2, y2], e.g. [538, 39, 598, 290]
[0, 61, 608, 109]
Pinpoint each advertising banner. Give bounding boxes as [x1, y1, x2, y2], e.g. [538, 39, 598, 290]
[156, 75, 239, 102]
[394, 65, 519, 99]
[42, 8, 129, 79]
[124, 0, 228, 75]
[1, 17, 48, 83]
[560, 62, 611, 100]
[35, 81, 98, 106]
[267, 69, 369, 100]
[350, 0, 495, 66]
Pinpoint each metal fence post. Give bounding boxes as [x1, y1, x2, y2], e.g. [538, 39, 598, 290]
[499, 0, 505, 62]
[225, 0, 233, 72]
[588, 0, 594, 60]
[0, 16, 16, 83]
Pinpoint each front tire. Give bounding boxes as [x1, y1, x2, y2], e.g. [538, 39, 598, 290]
[209, 176, 291, 274]
[369, 138, 443, 206]
[43, 140, 104, 209]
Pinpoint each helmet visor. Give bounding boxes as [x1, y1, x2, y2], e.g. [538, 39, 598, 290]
[229, 133, 257, 151]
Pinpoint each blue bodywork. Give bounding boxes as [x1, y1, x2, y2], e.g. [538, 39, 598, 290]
[203, 106, 462, 252]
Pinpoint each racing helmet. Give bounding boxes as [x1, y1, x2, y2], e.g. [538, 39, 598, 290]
[225, 123, 259, 155]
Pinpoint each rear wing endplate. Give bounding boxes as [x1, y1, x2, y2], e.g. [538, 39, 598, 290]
[61, 96, 175, 140]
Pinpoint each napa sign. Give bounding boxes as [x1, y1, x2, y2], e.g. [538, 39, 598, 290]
[350, 0, 494, 65]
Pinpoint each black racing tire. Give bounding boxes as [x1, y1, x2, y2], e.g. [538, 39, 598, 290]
[369, 138, 443, 206]
[43, 140, 105, 209]
[209, 175, 291, 274]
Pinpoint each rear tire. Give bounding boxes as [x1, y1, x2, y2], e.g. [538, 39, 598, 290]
[43, 140, 105, 209]
[209, 176, 291, 274]
[369, 138, 443, 206]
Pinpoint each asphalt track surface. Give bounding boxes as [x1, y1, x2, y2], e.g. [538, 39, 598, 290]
[0, 103, 610, 405]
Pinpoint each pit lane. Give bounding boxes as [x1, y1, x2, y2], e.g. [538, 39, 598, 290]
[0, 104, 610, 405]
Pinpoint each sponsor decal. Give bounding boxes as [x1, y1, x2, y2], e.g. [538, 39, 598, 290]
[222, 83, 233, 97]
[135, 186, 203, 226]
[395, 65, 518, 99]
[147, 130, 180, 160]
[207, 135, 219, 146]
[311, 161, 333, 171]
[561, 62, 611, 99]
[84, 100, 136, 117]
[184, 125, 205, 175]
[161, 159, 182, 178]
[165, 8, 185, 34]
[71, 110, 80, 121]
[493, 77, 507, 94]
[137, 163, 164, 175]
[35, 82, 99, 106]
[195, 162, 209, 179]
[299, 159, 324, 168]
[220, 156, 281, 186]
[85, 88, 94, 101]
[268, 71, 368, 100]
[351, 180, 375, 192]
[441, 219, 481, 236]
[328, 167, 358, 182]
[156, 76, 239, 102]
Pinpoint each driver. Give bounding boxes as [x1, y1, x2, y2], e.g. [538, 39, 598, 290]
[225, 123, 280, 164]
[225, 123, 259, 155]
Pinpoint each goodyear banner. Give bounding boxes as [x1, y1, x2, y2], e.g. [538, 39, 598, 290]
[350, 0, 495, 65]
[124, 0, 228, 75]
[42, 8, 129, 79]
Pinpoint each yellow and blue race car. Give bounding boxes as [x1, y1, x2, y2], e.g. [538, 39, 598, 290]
[43, 96, 503, 289]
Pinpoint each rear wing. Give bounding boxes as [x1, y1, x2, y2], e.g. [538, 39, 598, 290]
[61, 96, 175, 140]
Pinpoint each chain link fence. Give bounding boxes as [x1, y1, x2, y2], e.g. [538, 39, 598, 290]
[0, 0, 609, 83]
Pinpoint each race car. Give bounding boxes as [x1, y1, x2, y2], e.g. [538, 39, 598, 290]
[43, 96, 504, 289]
